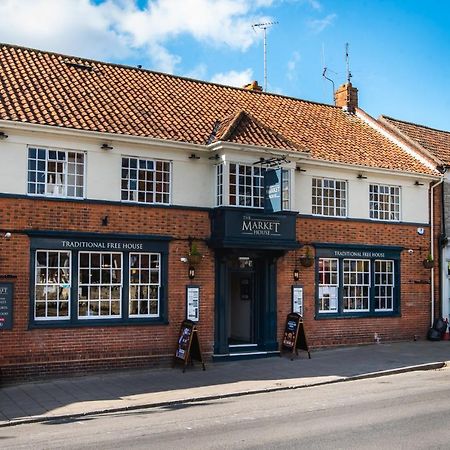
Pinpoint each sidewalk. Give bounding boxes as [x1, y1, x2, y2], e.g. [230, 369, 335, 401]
[1, 340, 450, 427]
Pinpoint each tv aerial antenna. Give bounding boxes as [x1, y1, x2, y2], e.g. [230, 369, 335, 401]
[345, 42, 352, 83]
[252, 21, 278, 92]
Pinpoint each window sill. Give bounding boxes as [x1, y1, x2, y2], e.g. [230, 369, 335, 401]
[29, 318, 169, 329]
[315, 312, 400, 320]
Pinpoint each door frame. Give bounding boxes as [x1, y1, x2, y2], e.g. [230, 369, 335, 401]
[214, 249, 280, 354]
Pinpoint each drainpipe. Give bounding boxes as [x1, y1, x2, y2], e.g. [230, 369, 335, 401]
[430, 177, 444, 326]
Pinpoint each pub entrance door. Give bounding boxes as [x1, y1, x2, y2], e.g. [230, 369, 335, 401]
[214, 251, 279, 357]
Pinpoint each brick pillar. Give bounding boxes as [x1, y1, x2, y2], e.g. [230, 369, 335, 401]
[334, 82, 358, 112]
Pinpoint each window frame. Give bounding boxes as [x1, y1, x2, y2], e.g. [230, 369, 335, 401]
[29, 234, 169, 328]
[312, 177, 347, 218]
[369, 183, 401, 222]
[27, 146, 86, 199]
[315, 245, 401, 319]
[121, 156, 172, 205]
[216, 162, 292, 210]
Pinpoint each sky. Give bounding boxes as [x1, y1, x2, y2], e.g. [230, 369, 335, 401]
[0, 0, 449, 131]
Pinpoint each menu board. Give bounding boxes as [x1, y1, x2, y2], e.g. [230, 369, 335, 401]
[175, 320, 194, 361]
[186, 286, 200, 322]
[282, 313, 300, 349]
[0, 282, 13, 330]
[281, 312, 311, 360]
[174, 319, 206, 372]
[292, 286, 303, 316]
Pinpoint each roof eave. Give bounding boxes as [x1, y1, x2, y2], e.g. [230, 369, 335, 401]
[207, 140, 311, 159]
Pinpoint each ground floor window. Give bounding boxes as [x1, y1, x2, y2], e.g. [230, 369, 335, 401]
[30, 234, 168, 326]
[315, 245, 401, 318]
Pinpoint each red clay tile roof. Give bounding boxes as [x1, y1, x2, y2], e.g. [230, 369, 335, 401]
[0, 43, 437, 176]
[213, 110, 301, 151]
[380, 115, 450, 166]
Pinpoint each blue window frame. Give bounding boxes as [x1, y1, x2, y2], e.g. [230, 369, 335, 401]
[315, 244, 401, 318]
[29, 233, 170, 328]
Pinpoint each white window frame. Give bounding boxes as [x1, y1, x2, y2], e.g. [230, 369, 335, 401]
[343, 259, 370, 312]
[78, 252, 123, 319]
[312, 177, 347, 217]
[229, 162, 265, 208]
[318, 258, 339, 313]
[121, 156, 172, 205]
[27, 146, 86, 199]
[374, 259, 395, 311]
[129, 252, 161, 318]
[216, 163, 224, 206]
[369, 184, 401, 222]
[34, 250, 71, 321]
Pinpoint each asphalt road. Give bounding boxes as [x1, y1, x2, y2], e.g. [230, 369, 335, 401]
[2, 366, 450, 449]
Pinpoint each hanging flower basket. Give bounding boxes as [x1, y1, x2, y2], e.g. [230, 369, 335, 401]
[187, 254, 202, 266]
[423, 258, 434, 269]
[299, 256, 314, 268]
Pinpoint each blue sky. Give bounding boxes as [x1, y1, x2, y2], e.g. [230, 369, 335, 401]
[0, 0, 449, 130]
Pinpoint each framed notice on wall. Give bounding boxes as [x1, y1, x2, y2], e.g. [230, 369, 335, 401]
[0, 282, 14, 330]
[292, 285, 303, 316]
[186, 285, 200, 322]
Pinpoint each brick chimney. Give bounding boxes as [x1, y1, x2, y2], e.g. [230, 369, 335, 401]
[334, 82, 358, 113]
[243, 80, 263, 92]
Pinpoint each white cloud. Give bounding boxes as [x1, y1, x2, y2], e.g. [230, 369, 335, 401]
[0, 0, 276, 73]
[307, 13, 337, 33]
[184, 64, 208, 80]
[211, 69, 254, 87]
[287, 51, 301, 81]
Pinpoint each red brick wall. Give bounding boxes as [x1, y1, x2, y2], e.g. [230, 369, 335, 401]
[0, 197, 215, 382]
[0, 190, 440, 382]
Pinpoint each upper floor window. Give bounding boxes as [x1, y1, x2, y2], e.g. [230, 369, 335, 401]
[28, 147, 85, 198]
[229, 163, 265, 208]
[218, 162, 291, 210]
[312, 178, 347, 217]
[369, 184, 400, 221]
[121, 157, 171, 205]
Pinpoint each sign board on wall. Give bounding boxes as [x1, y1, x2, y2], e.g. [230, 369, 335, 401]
[186, 286, 200, 322]
[264, 168, 283, 213]
[0, 282, 14, 330]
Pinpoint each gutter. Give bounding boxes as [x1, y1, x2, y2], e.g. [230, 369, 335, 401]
[431, 177, 445, 326]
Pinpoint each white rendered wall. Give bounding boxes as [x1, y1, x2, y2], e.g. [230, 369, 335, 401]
[0, 126, 432, 222]
[295, 163, 429, 224]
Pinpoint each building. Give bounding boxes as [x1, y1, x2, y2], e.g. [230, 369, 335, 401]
[0, 44, 441, 382]
[379, 116, 449, 327]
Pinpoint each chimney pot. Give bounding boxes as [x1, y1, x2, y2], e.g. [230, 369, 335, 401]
[334, 82, 358, 113]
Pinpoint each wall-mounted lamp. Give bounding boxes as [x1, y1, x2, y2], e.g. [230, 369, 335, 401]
[0, 131, 8, 140]
[414, 181, 424, 186]
[293, 268, 300, 281]
[101, 143, 113, 151]
[357, 174, 367, 179]
[188, 153, 200, 160]
[188, 266, 195, 279]
[102, 216, 109, 226]
[296, 166, 307, 172]
[4, 232, 11, 240]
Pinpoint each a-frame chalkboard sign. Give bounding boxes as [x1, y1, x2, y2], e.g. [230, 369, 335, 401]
[174, 319, 206, 372]
[281, 312, 311, 360]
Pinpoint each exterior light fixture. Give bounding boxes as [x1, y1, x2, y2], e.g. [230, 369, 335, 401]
[414, 181, 424, 186]
[188, 153, 200, 160]
[357, 174, 367, 179]
[188, 266, 195, 279]
[293, 268, 300, 281]
[0, 131, 8, 139]
[102, 216, 109, 226]
[101, 143, 113, 151]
